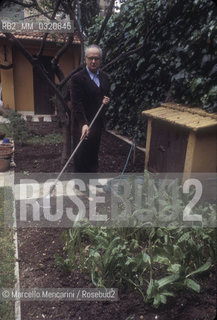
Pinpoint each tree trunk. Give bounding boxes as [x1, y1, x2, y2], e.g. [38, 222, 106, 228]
[61, 115, 71, 165]
[58, 101, 71, 165]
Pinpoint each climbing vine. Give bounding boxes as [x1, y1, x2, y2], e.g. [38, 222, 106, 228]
[89, 0, 217, 143]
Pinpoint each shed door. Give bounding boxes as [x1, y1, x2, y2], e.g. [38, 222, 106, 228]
[148, 121, 188, 172]
[33, 56, 55, 115]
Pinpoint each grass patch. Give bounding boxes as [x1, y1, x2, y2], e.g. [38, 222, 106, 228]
[27, 132, 63, 145]
[0, 187, 15, 320]
[0, 118, 62, 145]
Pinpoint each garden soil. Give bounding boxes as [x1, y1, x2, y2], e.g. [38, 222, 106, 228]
[14, 122, 216, 320]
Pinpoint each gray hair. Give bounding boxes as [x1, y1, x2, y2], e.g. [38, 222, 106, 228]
[85, 44, 102, 58]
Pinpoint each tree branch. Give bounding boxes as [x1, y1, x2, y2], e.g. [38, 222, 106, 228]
[102, 1, 182, 71]
[74, 16, 85, 63]
[58, 65, 83, 89]
[5, 33, 35, 64]
[37, 33, 49, 57]
[4, 0, 34, 8]
[52, 33, 74, 70]
[95, 0, 115, 44]
[31, 0, 53, 20]
[0, 63, 13, 69]
[63, 0, 85, 64]
[22, 10, 54, 20]
[37, 0, 62, 57]
[5, 32, 69, 113]
[9, 0, 56, 20]
[52, 0, 85, 91]
[38, 63, 70, 113]
[101, 44, 144, 71]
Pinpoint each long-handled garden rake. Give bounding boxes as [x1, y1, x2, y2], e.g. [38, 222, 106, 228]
[36, 102, 105, 206]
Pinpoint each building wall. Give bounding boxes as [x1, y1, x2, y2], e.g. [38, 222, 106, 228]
[99, 0, 125, 15]
[99, 0, 110, 15]
[0, 1, 24, 21]
[0, 39, 80, 113]
[58, 46, 80, 82]
[13, 47, 34, 111]
[0, 41, 15, 109]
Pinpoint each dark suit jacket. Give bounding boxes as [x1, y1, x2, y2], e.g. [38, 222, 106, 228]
[70, 68, 110, 172]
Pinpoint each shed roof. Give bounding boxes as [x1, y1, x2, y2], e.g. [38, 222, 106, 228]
[142, 103, 217, 132]
[0, 31, 80, 44]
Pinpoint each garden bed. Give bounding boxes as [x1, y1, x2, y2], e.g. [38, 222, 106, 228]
[14, 122, 216, 320]
[14, 121, 145, 173]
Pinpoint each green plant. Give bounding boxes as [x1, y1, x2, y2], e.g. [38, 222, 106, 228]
[2, 109, 29, 144]
[57, 224, 216, 307]
[143, 227, 215, 307]
[57, 173, 216, 308]
[88, 0, 217, 143]
[27, 132, 63, 145]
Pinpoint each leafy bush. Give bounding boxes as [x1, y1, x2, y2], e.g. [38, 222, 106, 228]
[56, 173, 216, 308]
[2, 109, 29, 144]
[57, 224, 216, 308]
[88, 0, 217, 143]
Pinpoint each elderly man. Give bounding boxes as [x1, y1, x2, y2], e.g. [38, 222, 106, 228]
[70, 44, 110, 173]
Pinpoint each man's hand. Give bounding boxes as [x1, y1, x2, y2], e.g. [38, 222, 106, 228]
[80, 124, 89, 140]
[102, 96, 110, 105]
[80, 98, 110, 140]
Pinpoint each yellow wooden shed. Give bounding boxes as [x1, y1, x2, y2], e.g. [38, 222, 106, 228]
[0, 32, 80, 114]
[142, 103, 217, 175]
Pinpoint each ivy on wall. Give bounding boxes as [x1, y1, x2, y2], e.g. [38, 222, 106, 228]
[88, 0, 217, 143]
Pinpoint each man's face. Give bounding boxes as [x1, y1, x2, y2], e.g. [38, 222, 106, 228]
[85, 48, 101, 73]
